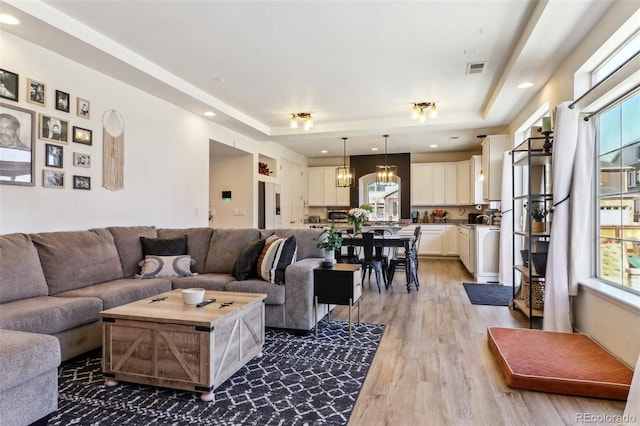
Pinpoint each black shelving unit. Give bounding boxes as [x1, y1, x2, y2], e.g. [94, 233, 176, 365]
[511, 136, 553, 327]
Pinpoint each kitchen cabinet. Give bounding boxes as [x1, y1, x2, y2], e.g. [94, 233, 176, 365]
[444, 225, 459, 255]
[456, 160, 470, 205]
[481, 135, 510, 201]
[308, 167, 350, 207]
[458, 225, 472, 273]
[418, 225, 458, 256]
[419, 225, 444, 255]
[411, 163, 457, 206]
[469, 155, 484, 205]
[475, 225, 500, 282]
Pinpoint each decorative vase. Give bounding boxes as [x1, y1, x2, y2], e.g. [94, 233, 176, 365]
[323, 249, 336, 267]
[353, 222, 362, 235]
[532, 221, 544, 233]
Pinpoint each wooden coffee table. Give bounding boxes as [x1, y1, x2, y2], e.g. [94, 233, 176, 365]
[100, 289, 266, 402]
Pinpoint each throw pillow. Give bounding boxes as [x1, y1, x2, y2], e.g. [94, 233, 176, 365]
[140, 235, 188, 256]
[232, 239, 266, 281]
[257, 235, 297, 284]
[136, 255, 196, 279]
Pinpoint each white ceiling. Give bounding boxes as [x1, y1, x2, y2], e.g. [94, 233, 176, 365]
[1, 0, 614, 158]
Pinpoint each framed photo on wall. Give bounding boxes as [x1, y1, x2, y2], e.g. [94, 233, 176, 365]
[55, 90, 70, 113]
[43, 169, 64, 188]
[77, 98, 90, 119]
[0, 102, 36, 186]
[72, 126, 92, 145]
[73, 152, 91, 168]
[27, 78, 45, 106]
[0, 69, 19, 102]
[73, 175, 91, 190]
[45, 143, 63, 168]
[39, 114, 69, 143]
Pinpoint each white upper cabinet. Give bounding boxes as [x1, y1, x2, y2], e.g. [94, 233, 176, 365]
[456, 160, 470, 205]
[308, 166, 350, 206]
[481, 135, 510, 201]
[411, 162, 462, 206]
[469, 155, 484, 205]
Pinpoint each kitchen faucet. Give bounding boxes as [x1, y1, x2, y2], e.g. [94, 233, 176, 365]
[477, 214, 492, 225]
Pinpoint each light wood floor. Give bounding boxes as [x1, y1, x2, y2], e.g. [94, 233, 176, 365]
[329, 258, 627, 426]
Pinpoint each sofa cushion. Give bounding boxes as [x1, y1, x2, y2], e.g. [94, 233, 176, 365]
[225, 279, 285, 305]
[55, 277, 172, 310]
[0, 329, 60, 392]
[31, 229, 123, 295]
[108, 226, 158, 277]
[232, 239, 265, 280]
[137, 255, 196, 279]
[172, 273, 234, 291]
[140, 235, 188, 256]
[205, 228, 261, 273]
[261, 228, 324, 260]
[158, 228, 213, 274]
[257, 235, 297, 284]
[0, 296, 102, 335]
[0, 330, 60, 392]
[0, 233, 49, 303]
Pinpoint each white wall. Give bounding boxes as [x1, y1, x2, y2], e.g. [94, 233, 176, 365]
[0, 31, 308, 234]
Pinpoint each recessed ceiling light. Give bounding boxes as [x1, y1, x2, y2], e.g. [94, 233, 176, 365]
[371, 147, 378, 151]
[430, 144, 438, 148]
[517, 82, 534, 89]
[0, 14, 20, 25]
[320, 150, 328, 154]
[203, 111, 215, 117]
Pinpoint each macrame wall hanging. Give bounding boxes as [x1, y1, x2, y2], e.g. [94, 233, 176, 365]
[102, 109, 125, 191]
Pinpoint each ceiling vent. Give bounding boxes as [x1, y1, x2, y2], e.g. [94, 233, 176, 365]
[466, 62, 486, 75]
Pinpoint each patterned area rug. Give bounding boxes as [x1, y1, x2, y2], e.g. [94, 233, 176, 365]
[50, 321, 385, 426]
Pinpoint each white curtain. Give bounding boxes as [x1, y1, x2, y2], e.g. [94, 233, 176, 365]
[499, 151, 513, 286]
[544, 102, 579, 332]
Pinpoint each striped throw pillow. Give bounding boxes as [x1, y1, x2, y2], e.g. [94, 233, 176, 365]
[257, 235, 297, 284]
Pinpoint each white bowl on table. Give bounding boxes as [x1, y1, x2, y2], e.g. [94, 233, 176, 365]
[182, 288, 205, 305]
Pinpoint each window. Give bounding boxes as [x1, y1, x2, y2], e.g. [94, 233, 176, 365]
[597, 90, 640, 293]
[591, 31, 640, 86]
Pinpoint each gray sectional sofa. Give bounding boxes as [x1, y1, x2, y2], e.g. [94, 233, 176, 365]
[0, 225, 327, 426]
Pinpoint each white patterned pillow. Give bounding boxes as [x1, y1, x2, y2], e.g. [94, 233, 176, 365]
[257, 235, 297, 284]
[136, 255, 197, 279]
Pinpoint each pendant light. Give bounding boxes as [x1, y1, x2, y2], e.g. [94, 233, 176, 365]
[376, 134, 397, 186]
[336, 137, 355, 187]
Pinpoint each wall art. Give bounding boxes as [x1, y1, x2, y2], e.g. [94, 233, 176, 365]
[73, 152, 91, 168]
[77, 97, 90, 119]
[0, 69, 18, 102]
[72, 126, 92, 145]
[27, 78, 45, 106]
[43, 169, 64, 188]
[39, 114, 68, 143]
[45, 143, 63, 168]
[0, 102, 35, 186]
[55, 90, 70, 113]
[73, 175, 91, 190]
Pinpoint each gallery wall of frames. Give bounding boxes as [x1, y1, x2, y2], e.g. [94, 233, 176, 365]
[0, 68, 93, 190]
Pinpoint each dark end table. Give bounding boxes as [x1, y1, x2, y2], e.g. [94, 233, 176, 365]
[313, 263, 362, 338]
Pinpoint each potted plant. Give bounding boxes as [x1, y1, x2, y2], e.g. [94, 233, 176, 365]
[315, 223, 343, 266]
[528, 202, 550, 233]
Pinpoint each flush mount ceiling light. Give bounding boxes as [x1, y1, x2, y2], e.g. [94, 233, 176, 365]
[0, 14, 20, 25]
[289, 112, 313, 130]
[336, 137, 355, 188]
[376, 134, 397, 186]
[411, 102, 438, 123]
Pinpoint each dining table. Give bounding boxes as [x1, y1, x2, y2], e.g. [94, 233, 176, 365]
[340, 234, 418, 293]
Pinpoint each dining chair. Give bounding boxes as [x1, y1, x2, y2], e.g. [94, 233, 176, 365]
[388, 225, 421, 290]
[359, 231, 386, 292]
[336, 230, 359, 264]
[372, 228, 392, 283]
